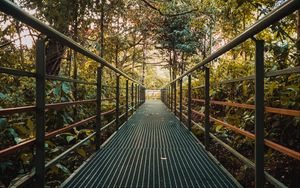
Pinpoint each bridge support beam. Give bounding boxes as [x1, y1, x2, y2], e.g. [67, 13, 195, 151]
[96, 66, 103, 150]
[187, 74, 192, 131]
[204, 67, 210, 149]
[35, 39, 46, 186]
[255, 39, 265, 188]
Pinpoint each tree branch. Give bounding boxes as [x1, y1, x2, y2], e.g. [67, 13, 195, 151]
[141, 0, 197, 17]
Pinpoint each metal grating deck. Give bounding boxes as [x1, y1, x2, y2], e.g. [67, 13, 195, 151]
[62, 100, 240, 188]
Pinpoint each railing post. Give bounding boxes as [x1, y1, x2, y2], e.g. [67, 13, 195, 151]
[204, 67, 210, 149]
[35, 39, 45, 186]
[138, 85, 140, 106]
[169, 85, 171, 109]
[142, 87, 145, 103]
[163, 88, 165, 103]
[135, 84, 138, 109]
[187, 74, 192, 131]
[96, 66, 103, 150]
[125, 80, 129, 121]
[174, 81, 177, 114]
[170, 84, 173, 111]
[116, 74, 120, 129]
[131, 82, 134, 112]
[179, 79, 183, 123]
[166, 87, 168, 107]
[255, 40, 265, 188]
[143, 87, 145, 103]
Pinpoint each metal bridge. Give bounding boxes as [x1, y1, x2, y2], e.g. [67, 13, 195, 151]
[62, 100, 240, 188]
[0, 0, 300, 188]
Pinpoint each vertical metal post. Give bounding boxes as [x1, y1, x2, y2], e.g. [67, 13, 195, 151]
[144, 87, 146, 103]
[96, 66, 103, 150]
[179, 79, 183, 123]
[131, 82, 134, 112]
[174, 81, 177, 114]
[204, 67, 210, 149]
[125, 80, 129, 121]
[166, 87, 168, 107]
[255, 40, 265, 188]
[170, 84, 173, 111]
[141, 87, 144, 103]
[143, 87, 145, 103]
[116, 74, 120, 129]
[187, 74, 192, 131]
[35, 39, 45, 186]
[160, 88, 166, 104]
[138, 85, 140, 106]
[168, 86, 170, 108]
[135, 84, 138, 110]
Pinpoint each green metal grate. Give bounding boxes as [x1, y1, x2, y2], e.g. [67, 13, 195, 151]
[62, 100, 240, 188]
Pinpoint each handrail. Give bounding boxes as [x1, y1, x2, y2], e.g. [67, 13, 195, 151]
[187, 98, 300, 117]
[177, 109, 288, 188]
[0, 106, 126, 157]
[180, 104, 300, 160]
[166, 0, 300, 85]
[188, 107, 300, 160]
[0, 0, 144, 86]
[0, 100, 96, 115]
[190, 66, 300, 90]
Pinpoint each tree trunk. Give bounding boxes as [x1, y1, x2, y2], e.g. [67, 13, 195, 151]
[15, 22, 25, 65]
[72, 2, 79, 118]
[100, 0, 105, 57]
[142, 40, 146, 85]
[45, 40, 65, 75]
[181, 52, 185, 74]
[115, 13, 120, 68]
[172, 49, 177, 80]
[169, 50, 172, 81]
[132, 32, 136, 76]
[115, 42, 119, 68]
[297, 10, 300, 66]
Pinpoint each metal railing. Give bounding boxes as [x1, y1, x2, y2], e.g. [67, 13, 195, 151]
[0, 0, 146, 186]
[161, 0, 300, 187]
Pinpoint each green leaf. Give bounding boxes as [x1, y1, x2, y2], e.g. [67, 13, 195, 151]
[56, 163, 71, 174]
[8, 128, 22, 144]
[0, 161, 13, 172]
[53, 87, 61, 96]
[0, 118, 7, 130]
[215, 125, 223, 132]
[62, 82, 70, 93]
[0, 92, 7, 100]
[66, 135, 75, 143]
[26, 118, 34, 138]
[76, 148, 86, 157]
